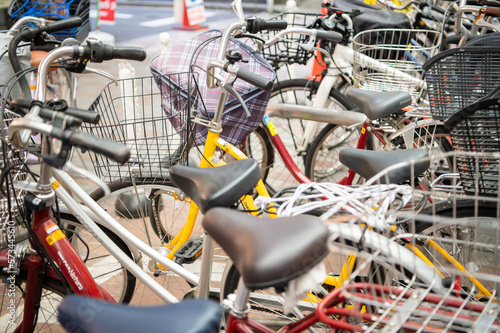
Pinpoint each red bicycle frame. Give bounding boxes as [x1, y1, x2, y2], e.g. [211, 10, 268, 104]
[262, 115, 434, 194]
[261, 118, 373, 187]
[1, 205, 114, 333]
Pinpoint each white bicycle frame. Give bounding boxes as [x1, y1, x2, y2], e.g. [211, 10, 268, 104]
[266, 13, 431, 152]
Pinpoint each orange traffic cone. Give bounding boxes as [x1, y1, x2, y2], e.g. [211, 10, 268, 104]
[307, 52, 327, 81]
[308, 0, 330, 81]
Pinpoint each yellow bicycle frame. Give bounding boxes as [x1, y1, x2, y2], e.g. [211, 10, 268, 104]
[160, 130, 277, 263]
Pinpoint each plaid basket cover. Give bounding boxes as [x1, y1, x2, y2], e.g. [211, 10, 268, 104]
[150, 30, 275, 146]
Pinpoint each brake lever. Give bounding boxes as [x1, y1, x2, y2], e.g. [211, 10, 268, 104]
[82, 67, 119, 85]
[300, 44, 333, 63]
[223, 73, 251, 118]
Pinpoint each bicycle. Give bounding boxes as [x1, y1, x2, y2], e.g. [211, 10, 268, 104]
[0, 25, 149, 331]
[243, 8, 447, 193]
[75, 5, 349, 306]
[300, 1, 500, 186]
[0, 2, 294, 327]
[7, 0, 92, 106]
[56, 204, 456, 332]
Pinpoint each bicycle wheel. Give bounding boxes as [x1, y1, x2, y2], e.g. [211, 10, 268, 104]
[0, 259, 69, 332]
[259, 79, 357, 194]
[414, 205, 500, 298]
[388, 119, 452, 187]
[90, 181, 227, 304]
[304, 122, 362, 183]
[59, 213, 136, 303]
[239, 126, 274, 183]
[306, 118, 452, 184]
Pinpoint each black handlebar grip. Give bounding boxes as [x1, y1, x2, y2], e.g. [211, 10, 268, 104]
[85, 39, 146, 62]
[246, 16, 287, 33]
[315, 30, 343, 43]
[112, 47, 147, 61]
[65, 108, 100, 124]
[444, 35, 463, 44]
[236, 67, 273, 92]
[263, 20, 288, 31]
[68, 131, 131, 164]
[444, 34, 484, 45]
[100, 44, 146, 61]
[44, 17, 82, 34]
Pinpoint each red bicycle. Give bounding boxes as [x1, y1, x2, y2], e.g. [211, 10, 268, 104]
[0, 18, 146, 331]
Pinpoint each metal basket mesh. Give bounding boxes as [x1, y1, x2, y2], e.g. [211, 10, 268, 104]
[353, 28, 441, 100]
[448, 99, 500, 196]
[8, 0, 90, 42]
[260, 12, 324, 70]
[0, 109, 29, 248]
[423, 44, 500, 121]
[83, 74, 197, 184]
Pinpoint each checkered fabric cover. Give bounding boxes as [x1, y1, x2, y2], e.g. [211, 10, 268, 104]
[151, 30, 275, 146]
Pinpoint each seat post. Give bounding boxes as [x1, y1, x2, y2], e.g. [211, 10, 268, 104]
[198, 234, 215, 299]
[233, 278, 251, 314]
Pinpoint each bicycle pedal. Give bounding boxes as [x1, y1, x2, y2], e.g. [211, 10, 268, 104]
[173, 239, 203, 265]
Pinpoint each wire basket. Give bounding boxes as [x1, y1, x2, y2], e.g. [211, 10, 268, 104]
[151, 30, 275, 147]
[423, 38, 500, 121]
[0, 108, 30, 247]
[444, 98, 500, 196]
[314, 174, 500, 332]
[317, 280, 500, 332]
[83, 75, 198, 184]
[260, 12, 324, 70]
[256, 150, 500, 330]
[353, 28, 441, 100]
[8, 0, 90, 42]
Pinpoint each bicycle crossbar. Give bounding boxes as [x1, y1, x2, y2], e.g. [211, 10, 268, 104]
[266, 104, 366, 126]
[52, 169, 201, 303]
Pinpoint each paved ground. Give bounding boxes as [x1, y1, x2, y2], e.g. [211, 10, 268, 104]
[67, 3, 319, 307]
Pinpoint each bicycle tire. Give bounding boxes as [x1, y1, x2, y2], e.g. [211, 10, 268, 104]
[59, 213, 136, 304]
[0, 259, 69, 332]
[239, 125, 274, 184]
[304, 122, 361, 183]
[413, 204, 500, 298]
[90, 181, 228, 304]
[305, 119, 452, 184]
[256, 79, 357, 194]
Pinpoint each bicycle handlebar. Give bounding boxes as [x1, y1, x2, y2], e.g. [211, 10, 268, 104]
[7, 16, 46, 35]
[264, 27, 343, 47]
[43, 17, 83, 34]
[245, 16, 288, 33]
[455, 2, 500, 35]
[8, 17, 83, 98]
[85, 38, 146, 62]
[14, 40, 145, 147]
[10, 98, 101, 124]
[65, 131, 131, 164]
[8, 117, 131, 164]
[231, 65, 273, 92]
[466, 0, 500, 6]
[485, 6, 500, 15]
[315, 30, 344, 43]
